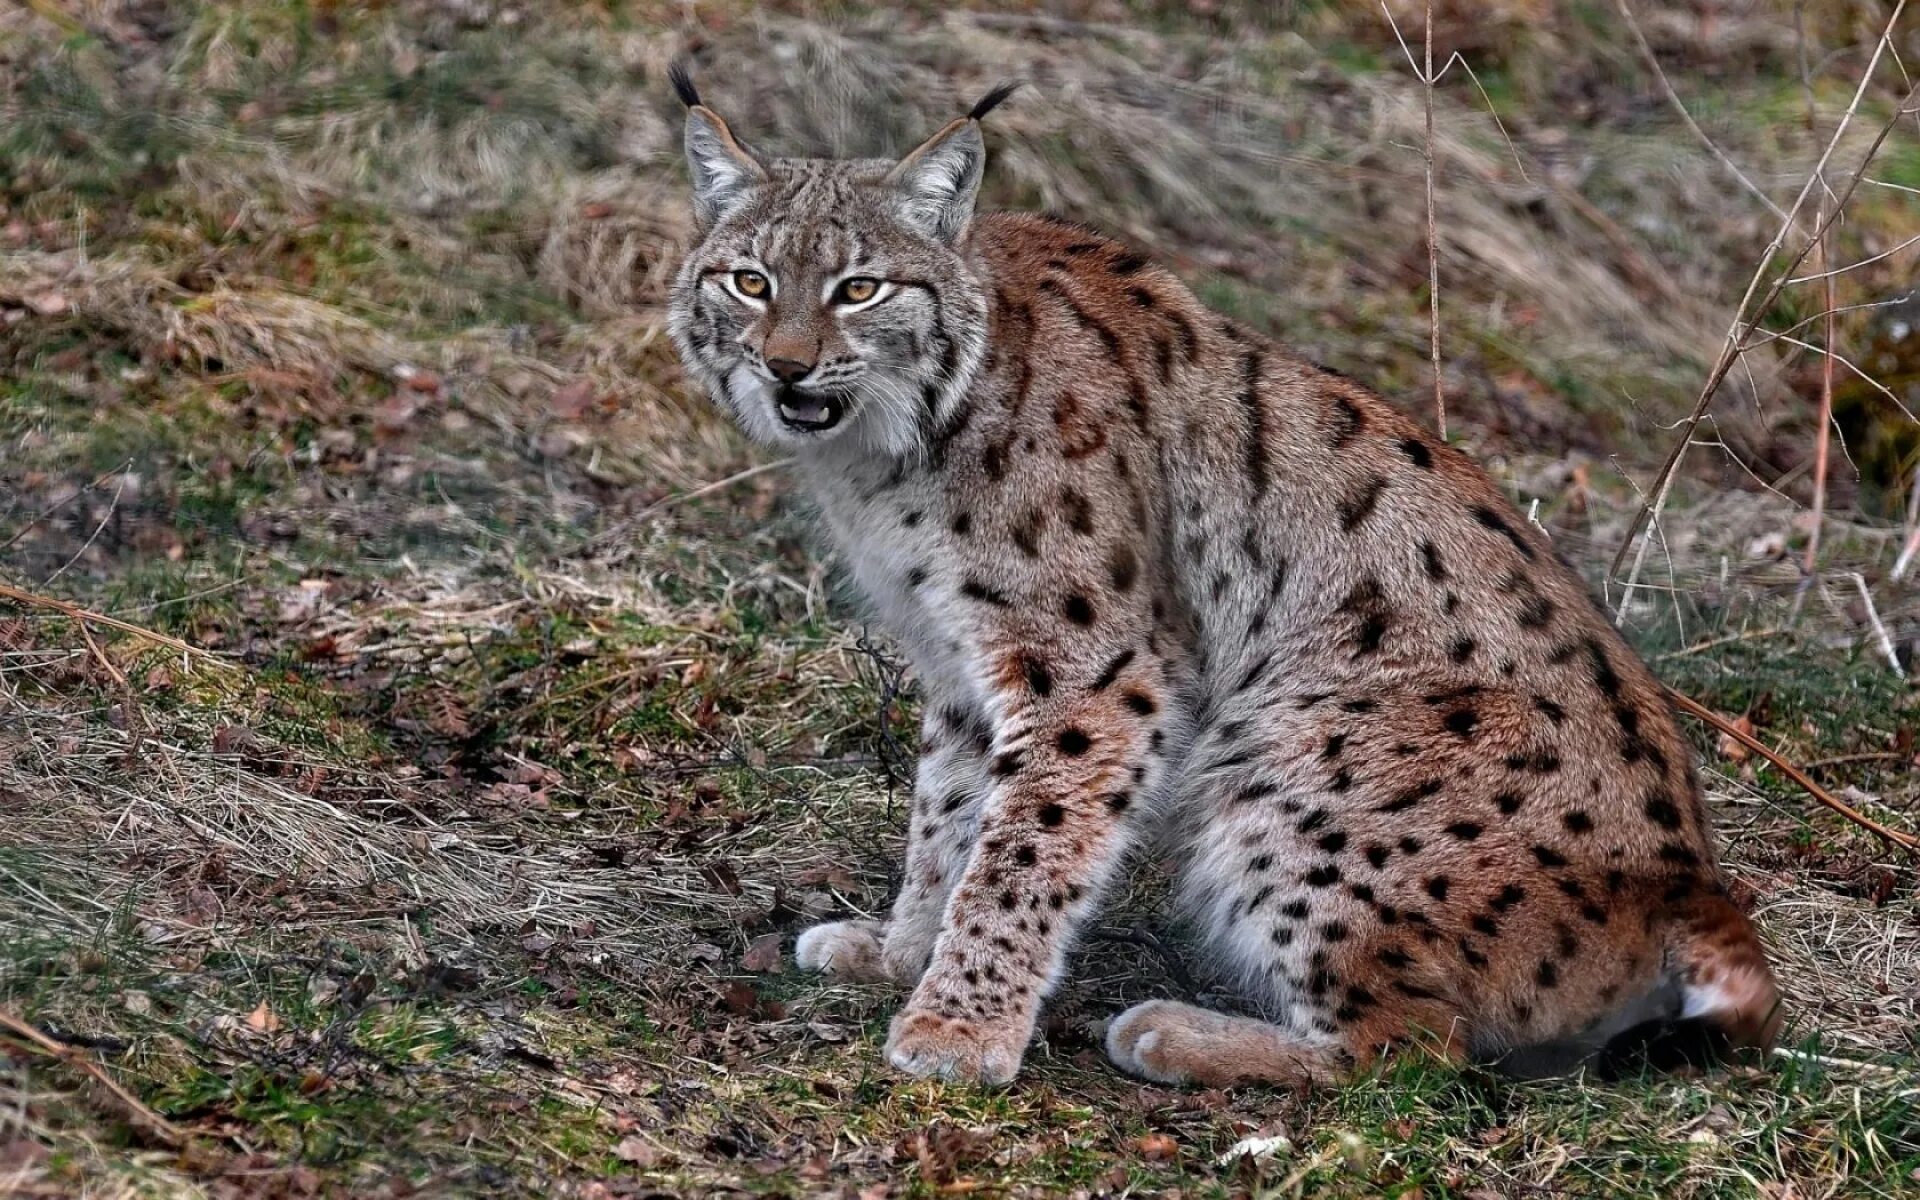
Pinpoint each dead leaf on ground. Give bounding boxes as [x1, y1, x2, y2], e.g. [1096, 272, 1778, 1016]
[1718, 714, 1755, 763]
[612, 1134, 661, 1166]
[741, 932, 782, 974]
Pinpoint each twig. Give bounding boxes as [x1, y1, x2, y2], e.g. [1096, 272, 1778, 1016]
[1378, 1, 1447, 437]
[1803, 751, 1911, 772]
[1422, 0, 1444, 438]
[1611, 51, 1918, 597]
[1800, 201, 1837, 591]
[1614, 0, 1789, 221]
[0, 579, 235, 667]
[1667, 689, 1919, 854]
[1848, 573, 1904, 677]
[577, 458, 793, 554]
[0, 1008, 187, 1146]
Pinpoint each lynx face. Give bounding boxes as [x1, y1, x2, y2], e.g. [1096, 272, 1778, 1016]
[666, 85, 994, 459]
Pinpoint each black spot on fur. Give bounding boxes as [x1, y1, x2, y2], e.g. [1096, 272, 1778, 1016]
[962, 578, 1009, 606]
[951, 511, 973, 536]
[1426, 877, 1450, 901]
[1533, 697, 1567, 724]
[1644, 793, 1683, 829]
[1379, 779, 1442, 814]
[1305, 864, 1342, 887]
[1446, 821, 1484, 841]
[1658, 844, 1700, 867]
[992, 750, 1025, 777]
[1450, 636, 1477, 664]
[1365, 844, 1390, 868]
[1330, 395, 1364, 447]
[1091, 648, 1135, 691]
[1495, 791, 1525, 815]
[1108, 546, 1138, 593]
[1531, 845, 1569, 868]
[1444, 709, 1479, 738]
[1038, 803, 1065, 827]
[1056, 728, 1091, 756]
[1398, 437, 1434, 469]
[1064, 595, 1095, 625]
[1563, 810, 1595, 834]
[1535, 960, 1559, 988]
[1491, 884, 1526, 911]
[1517, 594, 1557, 629]
[1473, 506, 1536, 560]
[1338, 475, 1390, 532]
[1021, 656, 1053, 697]
[1318, 831, 1349, 854]
[1341, 578, 1392, 657]
[1062, 488, 1095, 536]
[1322, 733, 1348, 760]
[1123, 690, 1156, 716]
[1420, 540, 1447, 581]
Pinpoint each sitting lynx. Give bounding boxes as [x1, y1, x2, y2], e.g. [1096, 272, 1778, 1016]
[665, 70, 1779, 1088]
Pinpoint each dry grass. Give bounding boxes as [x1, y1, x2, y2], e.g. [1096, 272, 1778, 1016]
[2, 1, 1918, 1196]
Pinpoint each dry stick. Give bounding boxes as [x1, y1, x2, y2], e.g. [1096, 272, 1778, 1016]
[1422, 0, 1444, 439]
[1667, 689, 1919, 855]
[1610, 61, 1919, 602]
[0, 1008, 187, 1146]
[1615, 0, 1789, 221]
[1799, 200, 1838, 602]
[0, 579, 236, 667]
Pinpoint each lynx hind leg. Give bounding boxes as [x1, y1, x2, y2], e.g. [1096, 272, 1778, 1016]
[1106, 1000, 1347, 1089]
[795, 919, 891, 983]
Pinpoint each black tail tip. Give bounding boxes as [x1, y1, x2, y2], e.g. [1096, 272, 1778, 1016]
[668, 61, 701, 109]
[968, 80, 1022, 122]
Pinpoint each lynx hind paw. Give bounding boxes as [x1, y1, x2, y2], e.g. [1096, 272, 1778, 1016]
[794, 920, 890, 982]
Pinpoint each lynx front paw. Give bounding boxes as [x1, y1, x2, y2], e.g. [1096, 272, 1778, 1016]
[794, 919, 889, 983]
[885, 1006, 1029, 1085]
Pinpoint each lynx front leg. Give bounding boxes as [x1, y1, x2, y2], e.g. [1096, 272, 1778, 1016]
[885, 635, 1172, 1084]
[881, 702, 995, 983]
[796, 702, 992, 986]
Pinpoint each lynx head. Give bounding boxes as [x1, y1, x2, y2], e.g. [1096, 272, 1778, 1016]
[666, 68, 1014, 459]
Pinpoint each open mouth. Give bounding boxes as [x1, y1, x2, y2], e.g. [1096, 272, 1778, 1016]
[775, 387, 846, 433]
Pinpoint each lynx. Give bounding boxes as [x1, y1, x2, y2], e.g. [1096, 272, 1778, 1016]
[665, 69, 1779, 1088]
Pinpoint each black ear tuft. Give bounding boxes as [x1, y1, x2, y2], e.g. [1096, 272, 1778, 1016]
[668, 61, 701, 109]
[967, 80, 1021, 122]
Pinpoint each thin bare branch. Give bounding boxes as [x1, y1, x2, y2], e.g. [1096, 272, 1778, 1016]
[1614, 0, 1790, 221]
[0, 1008, 188, 1146]
[0, 579, 236, 667]
[1667, 689, 1919, 855]
[1610, 47, 1917, 591]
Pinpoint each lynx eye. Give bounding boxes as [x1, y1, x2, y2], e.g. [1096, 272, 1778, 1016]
[834, 277, 881, 305]
[731, 270, 769, 299]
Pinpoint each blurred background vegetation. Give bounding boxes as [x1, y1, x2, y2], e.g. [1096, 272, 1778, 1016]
[1, 2, 1917, 1197]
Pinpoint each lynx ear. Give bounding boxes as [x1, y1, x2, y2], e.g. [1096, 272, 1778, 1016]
[887, 84, 1015, 242]
[672, 65, 767, 227]
[886, 118, 983, 242]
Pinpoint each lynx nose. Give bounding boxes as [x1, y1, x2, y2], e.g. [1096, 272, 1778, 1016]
[765, 357, 814, 385]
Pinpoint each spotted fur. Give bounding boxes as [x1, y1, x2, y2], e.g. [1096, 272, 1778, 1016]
[667, 79, 1780, 1088]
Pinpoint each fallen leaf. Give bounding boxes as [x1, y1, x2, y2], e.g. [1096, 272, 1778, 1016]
[551, 378, 596, 420]
[1717, 714, 1754, 764]
[612, 1135, 659, 1166]
[741, 932, 782, 974]
[245, 1001, 282, 1033]
[25, 291, 68, 316]
[1136, 1132, 1178, 1161]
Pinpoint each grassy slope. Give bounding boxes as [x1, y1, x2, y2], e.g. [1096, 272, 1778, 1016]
[1, 1, 1917, 1196]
